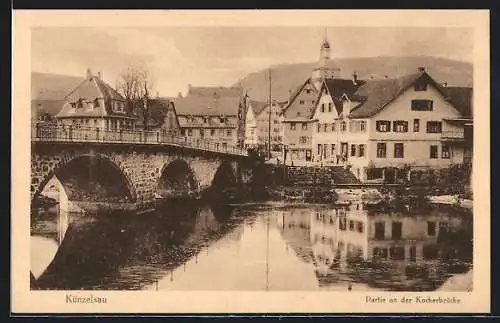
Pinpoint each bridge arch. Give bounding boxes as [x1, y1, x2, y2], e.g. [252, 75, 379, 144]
[157, 159, 199, 197]
[211, 160, 238, 189]
[32, 153, 137, 204]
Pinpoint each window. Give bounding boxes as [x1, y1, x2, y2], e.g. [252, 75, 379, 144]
[302, 123, 308, 130]
[317, 144, 321, 155]
[187, 129, 193, 136]
[273, 120, 278, 124]
[317, 124, 321, 132]
[442, 144, 451, 159]
[394, 143, 404, 158]
[211, 129, 216, 136]
[392, 221, 402, 240]
[351, 144, 356, 157]
[94, 98, 100, 108]
[339, 216, 347, 231]
[331, 144, 335, 156]
[341, 121, 347, 132]
[290, 123, 296, 130]
[411, 99, 433, 111]
[360, 121, 366, 132]
[203, 117, 208, 124]
[427, 221, 436, 236]
[226, 129, 232, 136]
[377, 143, 387, 158]
[331, 123, 336, 132]
[321, 103, 325, 113]
[299, 136, 307, 144]
[323, 124, 328, 132]
[305, 89, 311, 94]
[426, 121, 442, 133]
[376, 120, 391, 132]
[413, 119, 420, 132]
[349, 220, 355, 231]
[393, 120, 408, 132]
[200, 129, 204, 137]
[430, 145, 438, 159]
[328, 102, 332, 112]
[181, 129, 186, 136]
[219, 117, 226, 123]
[357, 222, 364, 233]
[414, 82, 427, 91]
[296, 112, 301, 117]
[358, 144, 365, 157]
[299, 100, 304, 104]
[409, 246, 417, 262]
[374, 221, 385, 240]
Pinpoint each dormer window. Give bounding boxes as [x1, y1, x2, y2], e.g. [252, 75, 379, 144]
[219, 117, 226, 123]
[94, 98, 100, 108]
[77, 99, 83, 109]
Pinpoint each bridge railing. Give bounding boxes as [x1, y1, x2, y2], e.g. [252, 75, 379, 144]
[31, 123, 247, 156]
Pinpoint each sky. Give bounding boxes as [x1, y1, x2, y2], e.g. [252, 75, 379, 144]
[31, 26, 473, 97]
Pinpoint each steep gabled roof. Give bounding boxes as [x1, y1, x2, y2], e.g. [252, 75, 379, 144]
[322, 78, 366, 116]
[443, 86, 473, 118]
[349, 71, 453, 118]
[248, 100, 268, 116]
[56, 73, 133, 119]
[282, 77, 314, 114]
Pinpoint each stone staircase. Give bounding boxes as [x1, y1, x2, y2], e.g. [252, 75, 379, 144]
[329, 166, 362, 185]
[285, 166, 361, 186]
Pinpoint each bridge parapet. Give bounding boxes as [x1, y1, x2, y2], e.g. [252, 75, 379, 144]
[31, 123, 248, 157]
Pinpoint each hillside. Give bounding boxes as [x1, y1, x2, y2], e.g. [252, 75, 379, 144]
[32, 72, 85, 101]
[233, 56, 473, 102]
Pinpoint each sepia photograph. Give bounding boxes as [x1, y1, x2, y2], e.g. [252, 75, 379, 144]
[12, 10, 490, 314]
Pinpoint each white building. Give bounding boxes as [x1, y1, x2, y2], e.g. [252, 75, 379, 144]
[244, 100, 284, 151]
[309, 66, 473, 182]
[56, 68, 136, 130]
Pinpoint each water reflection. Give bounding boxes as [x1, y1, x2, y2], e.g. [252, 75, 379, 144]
[30, 199, 472, 291]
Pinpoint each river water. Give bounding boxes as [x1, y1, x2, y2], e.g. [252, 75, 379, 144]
[30, 199, 473, 291]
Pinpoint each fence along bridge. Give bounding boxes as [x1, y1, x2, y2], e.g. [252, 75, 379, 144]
[31, 123, 252, 213]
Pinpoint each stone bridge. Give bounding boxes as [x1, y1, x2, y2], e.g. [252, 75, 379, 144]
[31, 124, 253, 212]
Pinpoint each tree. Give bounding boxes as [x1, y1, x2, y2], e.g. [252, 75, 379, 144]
[116, 65, 155, 130]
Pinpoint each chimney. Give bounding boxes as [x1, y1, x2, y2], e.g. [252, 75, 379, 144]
[352, 72, 358, 85]
[178, 92, 183, 98]
[442, 82, 448, 88]
[187, 84, 192, 94]
[156, 91, 159, 98]
[97, 71, 101, 79]
[86, 68, 92, 79]
[418, 66, 425, 72]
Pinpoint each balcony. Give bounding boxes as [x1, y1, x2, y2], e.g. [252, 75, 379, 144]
[441, 130, 464, 141]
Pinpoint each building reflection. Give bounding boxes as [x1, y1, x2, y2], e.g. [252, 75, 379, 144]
[275, 208, 314, 264]
[274, 201, 472, 291]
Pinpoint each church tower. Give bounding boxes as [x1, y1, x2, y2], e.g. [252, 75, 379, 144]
[311, 31, 340, 90]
